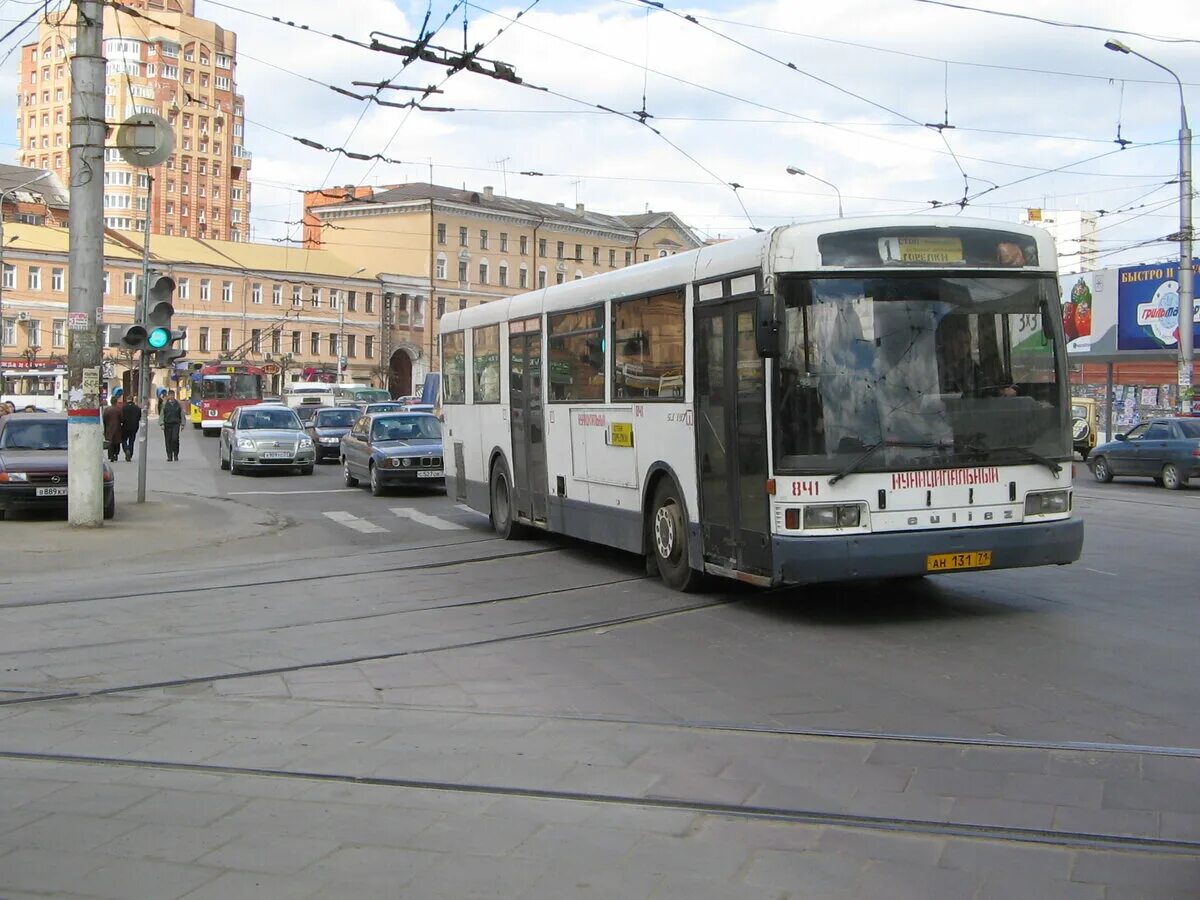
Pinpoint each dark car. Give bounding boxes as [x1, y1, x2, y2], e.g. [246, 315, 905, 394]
[1088, 417, 1200, 490]
[294, 404, 322, 426]
[306, 406, 358, 462]
[0, 414, 115, 519]
[341, 412, 445, 496]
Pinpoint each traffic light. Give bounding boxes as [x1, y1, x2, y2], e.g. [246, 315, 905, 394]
[118, 322, 149, 350]
[144, 274, 185, 367]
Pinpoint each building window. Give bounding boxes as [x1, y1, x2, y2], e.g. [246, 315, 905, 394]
[272, 284, 282, 305]
[478, 262, 488, 285]
[500, 233, 509, 253]
[328, 333, 338, 357]
[330, 290, 340, 310]
[436, 223, 446, 244]
[198, 327, 210, 352]
[271, 330, 281, 354]
[480, 229, 488, 250]
[549, 307, 604, 401]
[51, 267, 64, 292]
[574, 244, 582, 261]
[538, 269, 546, 289]
[311, 332, 320, 355]
[200, 279, 211, 301]
[311, 287, 321, 308]
[625, 251, 633, 266]
[292, 285, 302, 307]
[1, 317, 13, 346]
[459, 299, 467, 310]
[291, 330, 301, 354]
[51, 318, 66, 347]
[251, 283, 262, 304]
[2, 265, 14, 290]
[519, 265, 528, 289]
[458, 226, 468, 247]
[365, 292, 374, 313]
[556, 273, 564, 285]
[28, 267, 42, 291]
[499, 263, 508, 287]
[557, 241, 564, 260]
[365, 335, 374, 359]
[537, 238, 546, 258]
[220, 327, 231, 351]
[458, 261, 468, 284]
[177, 277, 188, 299]
[346, 334, 357, 358]
[347, 291, 357, 312]
[251, 329, 261, 353]
[520, 235, 528, 256]
[609, 249, 616, 267]
[222, 281, 233, 303]
[593, 247, 600, 266]
[613, 290, 685, 401]
[436, 297, 445, 318]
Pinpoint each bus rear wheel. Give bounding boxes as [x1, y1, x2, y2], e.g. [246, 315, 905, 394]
[489, 463, 522, 540]
[649, 480, 701, 592]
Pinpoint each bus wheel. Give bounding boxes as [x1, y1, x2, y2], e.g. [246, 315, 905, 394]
[489, 463, 521, 540]
[649, 480, 700, 592]
[192, 422, 200, 430]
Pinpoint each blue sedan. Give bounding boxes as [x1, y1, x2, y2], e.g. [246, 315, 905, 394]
[341, 412, 445, 496]
[1088, 417, 1200, 490]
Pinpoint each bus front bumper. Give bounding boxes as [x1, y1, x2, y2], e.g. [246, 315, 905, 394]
[773, 518, 1084, 585]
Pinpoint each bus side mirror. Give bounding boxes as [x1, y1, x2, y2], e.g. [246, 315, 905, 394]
[756, 294, 781, 359]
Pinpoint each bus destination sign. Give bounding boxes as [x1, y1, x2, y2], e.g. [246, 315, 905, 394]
[880, 237, 964, 264]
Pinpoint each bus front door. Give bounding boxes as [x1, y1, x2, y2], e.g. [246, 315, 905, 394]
[694, 301, 772, 577]
[509, 327, 548, 526]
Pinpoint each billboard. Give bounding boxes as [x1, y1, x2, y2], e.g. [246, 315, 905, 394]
[1116, 260, 1200, 352]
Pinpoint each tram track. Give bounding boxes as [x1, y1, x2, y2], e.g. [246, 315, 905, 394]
[0, 749, 1194, 857]
[0, 594, 735, 707]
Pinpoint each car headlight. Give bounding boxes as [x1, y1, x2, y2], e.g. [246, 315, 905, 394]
[236, 438, 256, 451]
[0, 472, 28, 482]
[1025, 490, 1071, 516]
[391, 458, 403, 468]
[401, 457, 412, 467]
[803, 503, 863, 529]
[298, 436, 313, 447]
[320, 437, 339, 444]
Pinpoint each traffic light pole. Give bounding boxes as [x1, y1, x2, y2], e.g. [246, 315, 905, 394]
[66, 0, 106, 527]
[136, 175, 154, 503]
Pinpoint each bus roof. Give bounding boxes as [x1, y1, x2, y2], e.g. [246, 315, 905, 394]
[439, 215, 1057, 334]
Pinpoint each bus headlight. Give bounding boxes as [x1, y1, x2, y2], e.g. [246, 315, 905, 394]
[1025, 490, 1071, 516]
[803, 503, 863, 529]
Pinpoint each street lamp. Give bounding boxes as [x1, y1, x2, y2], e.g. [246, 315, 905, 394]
[0, 171, 54, 345]
[337, 266, 367, 384]
[1105, 38, 1194, 415]
[785, 165, 844, 218]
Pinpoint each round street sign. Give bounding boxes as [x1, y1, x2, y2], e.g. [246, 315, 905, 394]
[116, 113, 176, 168]
[260, 363, 280, 375]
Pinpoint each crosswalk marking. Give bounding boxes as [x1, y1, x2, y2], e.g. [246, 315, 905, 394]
[389, 507, 468, 531]
[323, 511, 388, 534]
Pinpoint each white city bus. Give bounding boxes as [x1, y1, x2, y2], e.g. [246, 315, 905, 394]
[2, 366, 66, 412]
[439, 217, 1083, 590]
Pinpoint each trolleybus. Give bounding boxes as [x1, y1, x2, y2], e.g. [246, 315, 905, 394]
[439, 217, 1084, 590]
[189, 362, 265, 434]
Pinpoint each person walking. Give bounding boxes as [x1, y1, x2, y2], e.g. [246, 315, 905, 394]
[120, 396, 142, 462]
[161, 390, 183, 462]
[103, 396, 124, 462]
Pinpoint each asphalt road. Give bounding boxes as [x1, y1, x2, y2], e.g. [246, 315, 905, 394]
[1, 425, 1198, 898]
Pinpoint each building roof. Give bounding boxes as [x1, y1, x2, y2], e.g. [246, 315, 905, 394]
[0, 165, 69, 209]
[327, 182, 703, 247]
[1, 222, 375, 280]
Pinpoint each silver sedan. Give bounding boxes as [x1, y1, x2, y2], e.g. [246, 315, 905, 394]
[218, 405, 316, 476]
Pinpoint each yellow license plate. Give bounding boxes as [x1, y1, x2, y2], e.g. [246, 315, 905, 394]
[927, 551, 992, 572]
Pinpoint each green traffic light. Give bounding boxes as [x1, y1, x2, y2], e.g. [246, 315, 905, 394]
[147, 326, 171, 349]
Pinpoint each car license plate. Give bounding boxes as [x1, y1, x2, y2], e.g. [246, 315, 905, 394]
[35, 486, 68, 497]
[416, 470, 444, 478]
[927, 551, 992, 572]
[261, 451, 292, 460]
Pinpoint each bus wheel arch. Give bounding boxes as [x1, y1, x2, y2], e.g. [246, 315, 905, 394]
[643, 465, 703, 592]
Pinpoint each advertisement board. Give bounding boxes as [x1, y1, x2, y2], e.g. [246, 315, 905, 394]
[1116, 260, 1200, 352]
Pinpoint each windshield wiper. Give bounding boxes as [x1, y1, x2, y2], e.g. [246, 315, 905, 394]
[961, 440, 1062, 476]
[829, 440, 954, 485]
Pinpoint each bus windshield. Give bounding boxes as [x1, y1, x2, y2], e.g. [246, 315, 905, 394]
[201, 374, 260, 400]
[774, 274, 1069, 475]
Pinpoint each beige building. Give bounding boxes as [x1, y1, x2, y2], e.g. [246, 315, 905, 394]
[16, 0, 251, 240]
[305, 182, 703, 396]
[0, 225, 411, 397]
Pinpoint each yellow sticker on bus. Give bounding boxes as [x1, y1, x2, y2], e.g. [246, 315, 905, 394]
[609, 422, 633, 448]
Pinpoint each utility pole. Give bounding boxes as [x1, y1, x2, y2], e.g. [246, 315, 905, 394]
[136, 175, 153, 503]
[66, 0, 106, 527]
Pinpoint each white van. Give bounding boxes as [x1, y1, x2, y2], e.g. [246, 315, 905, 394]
[283, 381, 336, 410]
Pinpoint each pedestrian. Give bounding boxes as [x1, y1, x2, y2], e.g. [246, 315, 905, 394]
[120, 396, 142, 462]
[160, 389, 182, 462]
[103, 396, 124, 462]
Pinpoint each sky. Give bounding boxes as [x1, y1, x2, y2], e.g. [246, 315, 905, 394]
[0, 0, 1196, 270]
